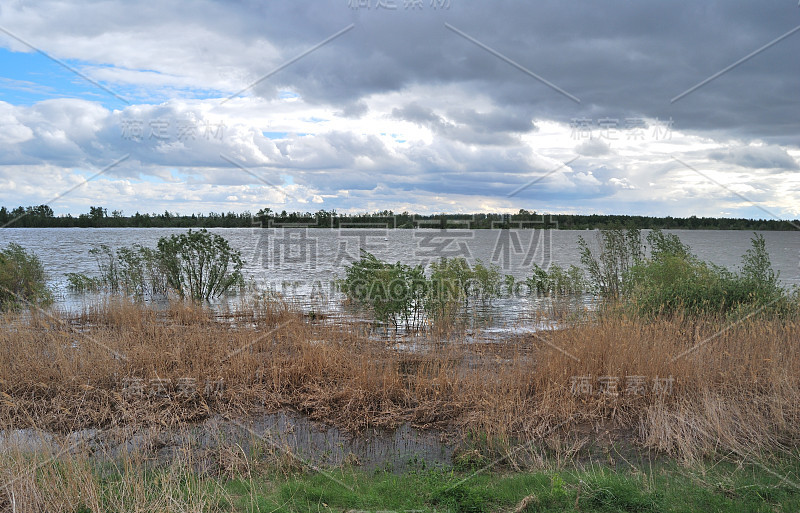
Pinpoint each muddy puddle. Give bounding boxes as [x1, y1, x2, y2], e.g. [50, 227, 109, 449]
[0, 411, 455, 473]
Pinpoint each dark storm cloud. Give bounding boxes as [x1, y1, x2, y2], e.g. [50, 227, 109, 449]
[234, 0, 799, 141]
[446, 107, 537, 134]
[391, 102, 534, 145]
[4, 1, 797, 144]
[336, 101, 369, 118]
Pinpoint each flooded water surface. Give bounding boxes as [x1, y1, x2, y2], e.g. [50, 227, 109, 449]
[1, 228, 798, 334]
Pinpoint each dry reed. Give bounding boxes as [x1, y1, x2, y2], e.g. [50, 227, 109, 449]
[1, 297, 798, 464]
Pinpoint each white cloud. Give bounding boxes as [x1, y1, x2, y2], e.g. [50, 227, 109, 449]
[0, 1, 798, 219]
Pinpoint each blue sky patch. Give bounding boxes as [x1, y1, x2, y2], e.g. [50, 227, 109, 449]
[0, 48, 119, 106]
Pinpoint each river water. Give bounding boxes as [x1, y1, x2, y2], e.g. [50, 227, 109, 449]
[1, 228, 798, 333]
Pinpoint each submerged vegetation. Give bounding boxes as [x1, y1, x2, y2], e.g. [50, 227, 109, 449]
[339, 254, 506, 331]
[66, 229, 244, 301]
[338, 251, 427, 331]
[516, 263, 587, 296]
[157, 229, 245, 301]
[625, 231, 790, 317]
[339, 227, 795, 331]
[0, 242, 51, 311]
[578, 227, 643, 299]
[579, 228, 797, 318]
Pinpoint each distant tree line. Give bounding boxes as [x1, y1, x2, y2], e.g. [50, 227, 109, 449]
[0, 205, 797, 231]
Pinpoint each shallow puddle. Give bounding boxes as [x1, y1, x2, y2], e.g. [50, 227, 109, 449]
[0, 410, 455, 472]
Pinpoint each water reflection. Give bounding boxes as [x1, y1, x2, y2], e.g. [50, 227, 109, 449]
[2, 227, 797, 337]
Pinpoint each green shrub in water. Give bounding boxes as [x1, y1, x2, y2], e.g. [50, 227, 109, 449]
[625, 231, 792, 318]
[157, 229, 244, 301]
[77, 230, 244, 302]
[339, 250, 427, 331]
[578, 227, 644, 298]
[0, 243, 51, 310]
[526, 263, 587, 295]
[469, 259, 502, 303]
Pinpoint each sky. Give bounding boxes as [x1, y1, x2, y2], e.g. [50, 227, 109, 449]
[0, 0, 798, 219]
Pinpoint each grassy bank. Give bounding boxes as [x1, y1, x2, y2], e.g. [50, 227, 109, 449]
[2, 444, 799, 512]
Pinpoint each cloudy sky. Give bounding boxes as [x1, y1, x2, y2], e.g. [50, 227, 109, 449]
[0, 0, 798, 218]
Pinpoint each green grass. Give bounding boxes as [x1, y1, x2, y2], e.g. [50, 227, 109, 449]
[6, 451, 800, 512]
[218, 456, 800, 513]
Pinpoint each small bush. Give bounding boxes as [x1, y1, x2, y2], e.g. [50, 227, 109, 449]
[88, 244, 170, 298]
[579, 227, 643, 298]
[0, 243, 51, 310]
[66, 272, 102, 293]
[89, 244, 120, 292]
[526, 263, 551, 294]
[79, 230, 244, 302]
[158, 229, 245, 301]
[739, 233, 782, 304]
[625, 230, 793, 318]
[504, 274, 517, 295]
[526, 263, 587, 295]
[425, 257, 473, 323]
[469, 259, 502, 303]
[339, 250, 427, 331]
[341, 255, 506, 330]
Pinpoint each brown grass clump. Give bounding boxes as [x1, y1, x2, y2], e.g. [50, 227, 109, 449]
[1, 297, 799, 462]
[0, 434, 228, 512]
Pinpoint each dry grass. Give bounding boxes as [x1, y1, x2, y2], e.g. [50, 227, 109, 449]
[1, 297, 799, 464]
[0, 433, 229, 512]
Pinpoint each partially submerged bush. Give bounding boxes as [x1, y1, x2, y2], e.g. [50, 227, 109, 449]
[340, 254, 505, 331]
[579, 227, 643, 298]
[469, 259, 502, 303]
[66, 272, 102, 293]
[75, 229, 244, 302]
[624, 230, 793, 318]
[117, 244, 170, 297]
[425, 257, 472, 323]
[85, 243, 169, 298]
[339, 250, 427, 331]
[525, 263, 587, 295]
[158, 229, 244, 301]
[0, 243, 51, 310]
